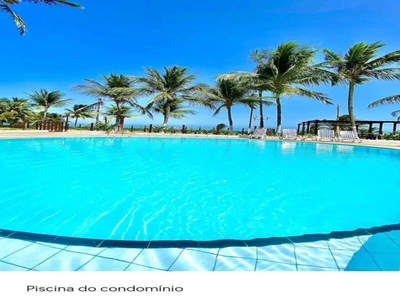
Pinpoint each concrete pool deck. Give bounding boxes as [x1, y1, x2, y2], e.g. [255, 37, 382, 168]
[1, 230, 400, 271]
[0, 131, 399, 271]
[0, 129, 400, 149]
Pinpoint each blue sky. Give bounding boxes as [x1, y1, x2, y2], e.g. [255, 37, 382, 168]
[1, 0, 400, 130]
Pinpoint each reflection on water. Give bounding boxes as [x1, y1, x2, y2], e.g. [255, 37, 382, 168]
[316, 143, 334, 153]
[337, 145, 354, 153]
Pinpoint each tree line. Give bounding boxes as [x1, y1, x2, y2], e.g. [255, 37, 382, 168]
[2, 2, 400, 138]
[2, 41, 400, 137]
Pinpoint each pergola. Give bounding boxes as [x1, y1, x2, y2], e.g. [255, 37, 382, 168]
[297, 119, 400, 136]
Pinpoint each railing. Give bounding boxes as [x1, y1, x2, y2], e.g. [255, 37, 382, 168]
[35, 121, 64, 132]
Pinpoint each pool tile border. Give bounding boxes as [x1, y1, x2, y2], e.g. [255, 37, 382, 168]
[1, 223, 399, 249]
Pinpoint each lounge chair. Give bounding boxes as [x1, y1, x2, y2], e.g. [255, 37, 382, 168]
[339, 131, 361, 143]
[249, 128, 267, 139]
[317, 129, 336, 141]
[282, 129, 298, 140]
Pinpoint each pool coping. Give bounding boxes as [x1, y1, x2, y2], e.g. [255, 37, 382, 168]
[1, 223, 399, 249]
[1, 132, 399, 150]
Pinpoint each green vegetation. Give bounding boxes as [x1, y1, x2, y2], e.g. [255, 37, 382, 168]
[26, 89, 71, 122]
[198, 77, 260, 131]
[3, 41, 400, 138]
[73, 74, 149, 132]
[323, 42, 400, 139]
[219, 41, 333, 133]
[65, 104, 94, 126]
[368, 95, 400, 121]
[135, 66, 211, 128]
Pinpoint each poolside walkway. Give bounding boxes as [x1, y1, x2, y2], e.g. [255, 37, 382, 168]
[1, 230, 399, 271]
[1, 130, 399, 148]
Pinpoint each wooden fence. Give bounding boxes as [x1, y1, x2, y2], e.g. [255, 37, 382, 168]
[35, 121, 64, 132]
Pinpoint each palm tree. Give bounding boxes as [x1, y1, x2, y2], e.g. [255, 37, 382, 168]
[65, 104, 94, 126]
[0, 97, 33, 127]
[218, 50, 274, 130]
[150, 99, 198, 121]
[249, 49, 276, 129]
[215, 123, 227, 134]
[255, 42, 332, 133]
[104, 105, 138, 130]
[136, 66, 211, 128]
[199, 78, 261, 131]
[219, 42, 332, 133]
[368, 94, 400, 121]
[246, 100, 258, 133]
[323, 41, 400, 139]
[26, 89, 71, 121]
[73, 74, 149, 132]
[92, 98, 105, 125]
[1, 0, 83, 35]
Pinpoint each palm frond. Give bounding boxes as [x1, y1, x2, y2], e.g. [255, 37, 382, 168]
[362, 69, 400, 81]
[284, 86, 333, 104]
[391, 110, 400, 120]
[366, 50, 400, 69]
[368, 95, 400, 108]
[0, 1, 26, 34]
[25, 0, 83, 8]
[212, 104, 225, 116]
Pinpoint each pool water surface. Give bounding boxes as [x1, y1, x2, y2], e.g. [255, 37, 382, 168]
[0, 137, 399, 241]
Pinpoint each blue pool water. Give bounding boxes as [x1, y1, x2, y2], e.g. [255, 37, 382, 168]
[0, 137, 399, 241]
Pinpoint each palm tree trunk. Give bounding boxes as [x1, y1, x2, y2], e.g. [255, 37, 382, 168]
[95, 101, 101, 124]
[276, 95, 282, 133]
[162, 105, 170, 127]
[259, 91, 264, 128]
[42, 108, 48, 122]
[116, 101, 122, 132]
[119, 117, 125, 131]
[65, 114, 69, 131]
[74, 118, 78, 127]
[248, 106, 254, 134]
[227, 106, 233, 131]
[347, 81, 359, 139]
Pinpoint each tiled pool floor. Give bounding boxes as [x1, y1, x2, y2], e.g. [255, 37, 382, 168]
[1, 231, 400, 271]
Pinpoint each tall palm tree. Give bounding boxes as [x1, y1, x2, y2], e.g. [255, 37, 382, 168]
[27, 89, 71, 121]
[73, 74, 149, 132]
[220, 41, 332, 133]
[1, 0, 83, 35]
[199, 78, 261, 131]
[93, 98, 105, 125]
[246, 100, 257, 133]
[249, 49, 275, 129]
[323, 41, 400, 138]
[218, 50, 273, 129]
[255, 42, 332, 133]
[65, 104, 94, 126]
[368, 94, 400, 121]
[136, 66, 211, 127]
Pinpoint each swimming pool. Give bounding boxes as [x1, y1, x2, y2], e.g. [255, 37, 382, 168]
[0, 137, 399, 242]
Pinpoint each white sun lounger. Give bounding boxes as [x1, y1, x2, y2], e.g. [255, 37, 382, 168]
[249, 128, 267, 139]
[317, 129, 336, 141]
[282, 129, 298, 140]
[339, 131, 361, 142]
